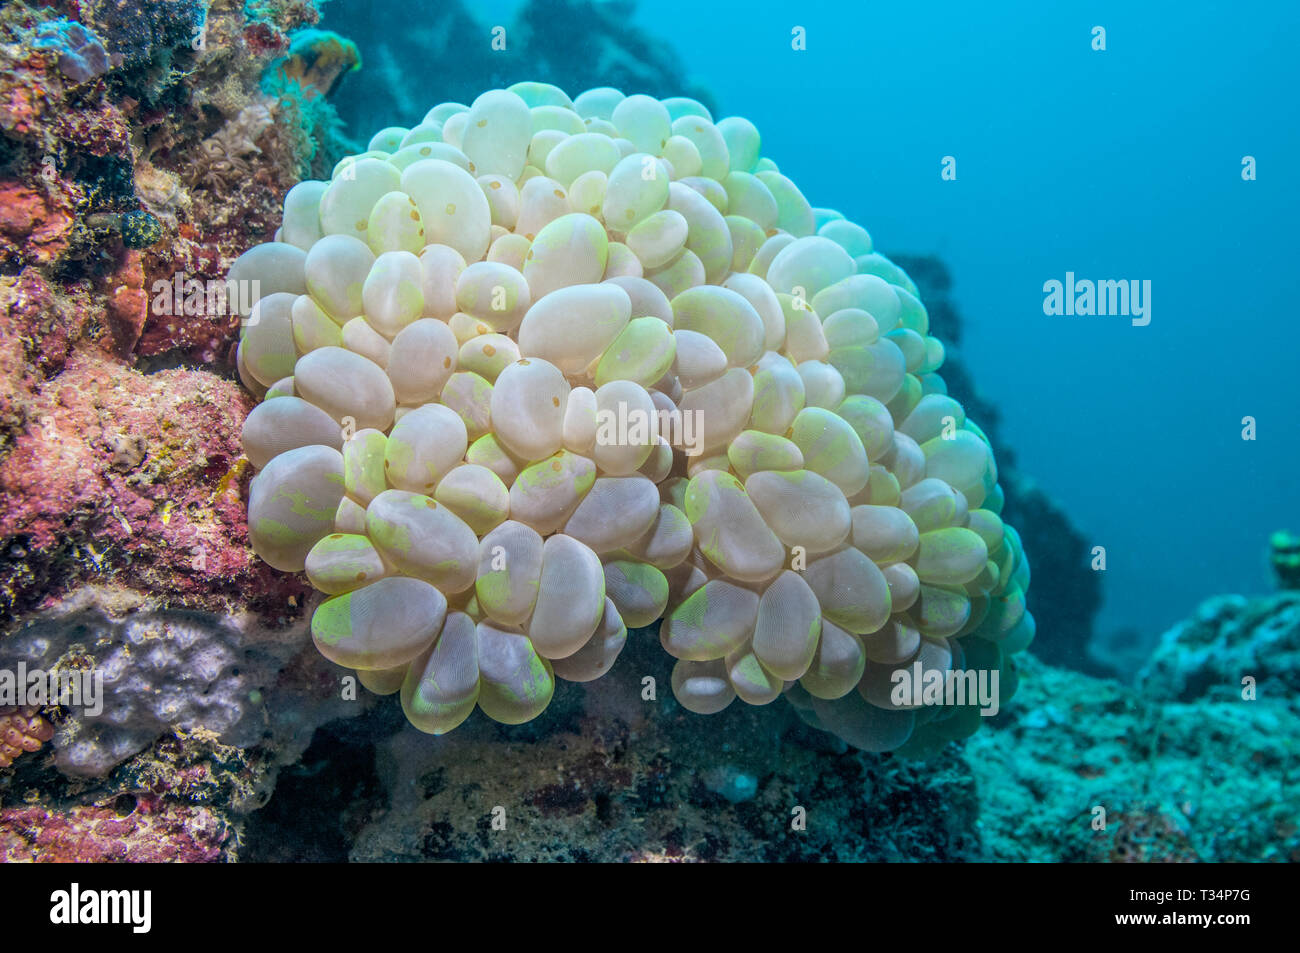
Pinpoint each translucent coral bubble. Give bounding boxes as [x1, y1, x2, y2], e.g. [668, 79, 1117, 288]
[366, 190, 426, 255]
[461, 89, 533, 180]
[906, 584, 971, 639]
[453, 261, 531, 333]
[415, 244, 465, 320]
[716, 276, 781, 356]
[366, 489, 478, 593]
[457, 332, 519, 381]
[799, 619, 865, 701]
[475, 621, 555, 724]
[625, 208, 688, 271]
[603, 152, 670, 232]
[726, 215, 766, 274]
[291, 294, 343, 353]
[564, 475, 659, 553]
[749, 353, 806, 434]
[400, 159, 491, 261]
[822, 308, 879, 350]
[304, 234, 375, 321]
[921, 431, 992, 506]
[602, 560, 669, 628]
[295, 346, 395, 432]
[530, 104, 585, 136]
[798, 360, 846, 410]
[305, 533, 388, 595]
[401, 611, 479, 734]
[341, 316, 390, 367]
[522, 212, 609, 299]
[475, 520, 544, 626]
[594, 316, 676, 389]
[726, 645, 783, 706]
[385, 318, 458, 405]
[818, 218, 873, 257]
[746, 469, 851, 555]
[766, 236, 855, 299]
[517, 283, 630, 375]
[434, 464, 509, 535]
[281, 181, 328, 251]
[801, 546, 891, 635]
[790, 407, 870, 497]
[603, 241, 642, 279]
[592, 380, 657, 474]
[850, 504, 919, 564]
[684, 470, 784, 583]
[715, 115, 760, 173]
[247, 444, 345, 572]
[722, 171, 776, 229]
[544, 132, 621, 187]
[644, 247, 705, 298]
[312, 576, 446, 671]
[528, 534, 606, 659]
[755, 169, 816, 237]
[661, 578, 759, 661]
[836, 394, 894, 462]
[666, 182, 733, 284]
[611, 94, 671, 156]
[813, 274, 901, 332]
[362, 250, 425, 337]
[670, 285, 764, 369]
[320, 158, 402, 240]
[752, 570, 822, 680]
[476, 174, 521, 231]
[384, 404, 468, 493]
[574, 86, 624, 120]
[679, 367, 754, 456]
[491, 358, 570, 460]
[241, 292, 297, 387]
[671, 658, 736, 714]
[726, 430, 803, 480]
[672, 328, 727, 389]
[515, 174, 569, 238]
[915, 528, 989, 587]
[669, 116, 729, 180]
[551, 597, 627, 683]
[439, 370, 493, 440]
[340, 429, 385, 507]
[509, 450, 596, 534]
[625, 502, 692, 570]
[241, 395, 342, 469]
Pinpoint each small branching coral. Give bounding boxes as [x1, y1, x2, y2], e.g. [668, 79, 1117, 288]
[229, 84, 1035, 753]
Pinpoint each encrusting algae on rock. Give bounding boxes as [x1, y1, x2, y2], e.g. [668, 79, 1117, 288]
[232, 83, 1036, 754]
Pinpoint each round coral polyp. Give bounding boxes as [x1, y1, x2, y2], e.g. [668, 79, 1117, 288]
[230, 83, 1035, 754]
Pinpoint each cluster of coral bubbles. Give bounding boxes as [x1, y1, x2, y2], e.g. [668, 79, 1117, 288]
[231, 83, 1035, 755]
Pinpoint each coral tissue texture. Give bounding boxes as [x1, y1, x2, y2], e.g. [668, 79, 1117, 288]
[232, 83, 1035, 754]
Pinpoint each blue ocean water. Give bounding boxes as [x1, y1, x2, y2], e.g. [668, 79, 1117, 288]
[611, 0, 1299, 647]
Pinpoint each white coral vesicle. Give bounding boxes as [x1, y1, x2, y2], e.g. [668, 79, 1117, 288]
[231, 83, 1035, 752]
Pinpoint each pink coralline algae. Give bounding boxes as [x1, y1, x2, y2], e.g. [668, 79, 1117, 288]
[0, 350, 309, 622]
[0, 797, 229, 862]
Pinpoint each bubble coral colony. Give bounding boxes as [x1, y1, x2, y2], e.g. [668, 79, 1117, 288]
[231, 83, 1035, 754]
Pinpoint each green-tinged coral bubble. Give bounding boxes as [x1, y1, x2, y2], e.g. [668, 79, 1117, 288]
[311, 576, 447, 670]
[402, 612, 480, 734]
[475, 622, 555, 724]
[594, 316, 676, 388]
[304, 533, 388, 594]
